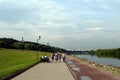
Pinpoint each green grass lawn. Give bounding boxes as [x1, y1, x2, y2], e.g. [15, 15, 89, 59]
[0, 48, 50, 78]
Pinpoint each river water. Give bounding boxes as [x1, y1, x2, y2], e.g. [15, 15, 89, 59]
[75, 54, 120, 67]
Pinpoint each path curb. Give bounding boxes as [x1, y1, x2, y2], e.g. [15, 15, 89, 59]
[66, 62, 77, 80]
[0, 61, 40, 80]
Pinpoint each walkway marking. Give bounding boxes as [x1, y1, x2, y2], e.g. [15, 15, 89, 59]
[70, 64, 76, 67]
[72, 67, 80, 72]
[68, 61, 74, 64]
[80, 76, 92, 80]
[68, 61, 80, 72]
[68, 61, 92, 80]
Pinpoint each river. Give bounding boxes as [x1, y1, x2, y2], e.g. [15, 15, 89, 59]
[75, 54, 120, 67]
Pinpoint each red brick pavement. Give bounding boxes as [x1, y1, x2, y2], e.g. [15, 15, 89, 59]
[66, 56, 120, 80]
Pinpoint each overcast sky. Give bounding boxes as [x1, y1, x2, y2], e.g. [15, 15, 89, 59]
[0, 0, 120, 50]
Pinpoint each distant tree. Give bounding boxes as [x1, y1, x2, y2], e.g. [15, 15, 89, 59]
[0, 38, 66, 52]
[90, 48, 120, 59]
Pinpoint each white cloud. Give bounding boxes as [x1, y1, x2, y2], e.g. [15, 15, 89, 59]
[84, 27, 103, 31]
[0, 0, 120, 49]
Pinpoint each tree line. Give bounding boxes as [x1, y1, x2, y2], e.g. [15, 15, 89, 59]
[0, 38, 66, 52]
[89, 48, 120, 59]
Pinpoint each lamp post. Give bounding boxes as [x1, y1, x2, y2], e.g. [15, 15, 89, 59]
[21, 37, 24, 50]
[36, 36, 41, 60]
[22, 37, 24, 42]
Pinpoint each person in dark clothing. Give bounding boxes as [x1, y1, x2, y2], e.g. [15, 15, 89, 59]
[54, 53, 58, 62]
[41, 56, 45, 62]
[51, 53, 55, 62]
[58, 53, 62, 62]
[44, 56, 49, 62]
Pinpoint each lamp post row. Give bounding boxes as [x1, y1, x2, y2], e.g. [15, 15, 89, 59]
[37, 36, 41, 60]
[21, 36, 41, 60]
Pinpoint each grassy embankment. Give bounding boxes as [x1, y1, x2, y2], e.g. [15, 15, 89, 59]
[0, 48, 50, 78]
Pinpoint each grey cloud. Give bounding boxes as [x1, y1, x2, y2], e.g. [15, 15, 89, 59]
[0, 0, 43, 23]
[0, 0, 120, 50]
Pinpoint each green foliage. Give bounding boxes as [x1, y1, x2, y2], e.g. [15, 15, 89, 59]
[0, 38, 18, 49]
[0, 38, 66, 52]
[0, 48, 50, 78]
[89, 48, 120, 59]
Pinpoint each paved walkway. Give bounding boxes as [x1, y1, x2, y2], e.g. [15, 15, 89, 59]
[11, 63, 74, 80]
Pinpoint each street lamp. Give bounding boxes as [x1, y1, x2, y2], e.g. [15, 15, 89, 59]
[22, 37, 24, 42]
[36, 36, 41, 60]
[21, 37, 24, 49]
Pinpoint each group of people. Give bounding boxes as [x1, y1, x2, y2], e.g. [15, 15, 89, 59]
[51, 52, 66, 62]
[40, 56, 50, 63]
[40, 52, 66, 63]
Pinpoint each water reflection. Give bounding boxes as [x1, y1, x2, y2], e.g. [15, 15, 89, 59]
[80, 76, 92, 80]
[75, 54, 120, 67]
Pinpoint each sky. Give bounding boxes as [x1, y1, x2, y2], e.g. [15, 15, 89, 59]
[0, 0, 120, 50]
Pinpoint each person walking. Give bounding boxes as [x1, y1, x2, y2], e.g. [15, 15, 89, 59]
[54, 53, 58, 62]
[51, 53, 55, 62]
[58, 53, 62, 62]
[62, 53, 66, 62]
